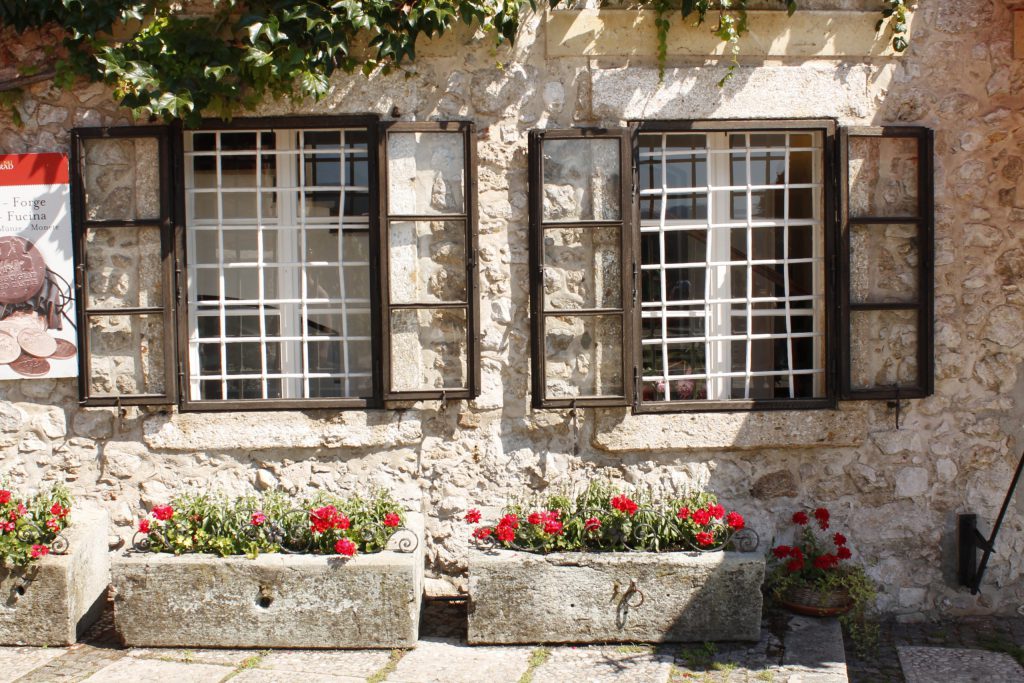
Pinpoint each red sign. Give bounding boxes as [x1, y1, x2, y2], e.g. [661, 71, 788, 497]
[0, 153, 69, 187]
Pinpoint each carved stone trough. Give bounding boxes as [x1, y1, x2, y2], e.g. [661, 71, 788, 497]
[467, 549, 765, 644]
[111, 513, 423, 649]
[0, 506, 111, 646]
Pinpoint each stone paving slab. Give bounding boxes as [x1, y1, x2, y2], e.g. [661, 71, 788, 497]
[257, 649, 394, 676]
[0, 647, 66, 683]
[385, 638, 533, 683]
[781, 617, 848, 682]
[532, 645, 673, 683]
[79, 657, 235, 682]
[230, 669, 368, 683]
[897, 645, 1024, 683]
[126, 647, 255, 666]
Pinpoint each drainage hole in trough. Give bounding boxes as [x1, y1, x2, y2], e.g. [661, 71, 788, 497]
[14, 586, 25, 596]
[257, 596, 273, 609]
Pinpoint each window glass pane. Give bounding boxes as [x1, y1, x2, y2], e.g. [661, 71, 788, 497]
[388, 131, 465, 215]
[390, 220, 467, 304]
[851, 224, 919, 304]
[390, 307, 468, 391]
[87, 314, 165, 395]
[542, 138, 620, 222]
[82, 137, 161, 221]
[86, 226, 163, 308]
[848, 135, 920, 218]
[639, 129, 824, 403]
[542, 226, 620, 311]
[544, 314, 623, 398]
[184, 126, 374, 402]
[850, 309, 919, 389]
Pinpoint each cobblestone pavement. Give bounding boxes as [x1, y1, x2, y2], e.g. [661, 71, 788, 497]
[17, 602, 1020, 682]
[845, 616, 1024, 683]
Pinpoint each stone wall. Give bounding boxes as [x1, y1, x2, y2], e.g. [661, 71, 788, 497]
[2, 0, 1024, 621]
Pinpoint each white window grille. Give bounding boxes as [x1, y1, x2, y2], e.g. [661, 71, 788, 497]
[638, 131, 826, 402]
[184, 128, 372, 401]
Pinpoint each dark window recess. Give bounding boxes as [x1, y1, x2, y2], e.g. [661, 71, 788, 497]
[839, 126, 934, 400]
[528, 128, 633, 408]
[71, 126, 178, 406]
[379, 121, 479, 401]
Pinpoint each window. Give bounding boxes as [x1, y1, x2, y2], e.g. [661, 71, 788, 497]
[183, 126, 374, 402]
[73, 117, 478, 409]
[529, 120, 933, 411]
[637, 130, 826, 405]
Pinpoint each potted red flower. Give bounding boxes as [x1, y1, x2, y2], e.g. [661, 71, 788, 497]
[767, 506, 878, 648]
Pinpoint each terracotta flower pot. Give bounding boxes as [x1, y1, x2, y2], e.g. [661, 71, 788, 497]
[780, 584, 854, 617]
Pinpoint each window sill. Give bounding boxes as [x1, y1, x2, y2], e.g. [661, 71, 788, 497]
[591, 403, 868, 452]
[142, 409, 422, 452]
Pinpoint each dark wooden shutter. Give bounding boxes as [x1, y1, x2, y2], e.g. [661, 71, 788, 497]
[71, 126, 177, 405]
[529, 128, 634, 408]
[379, 121, 479, 400]
[839, 126, 933, 399]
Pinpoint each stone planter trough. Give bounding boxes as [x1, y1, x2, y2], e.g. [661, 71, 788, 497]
[0, 506, 111, 646]
[467, 549, 765, 644]
[111, 514, 423, 649]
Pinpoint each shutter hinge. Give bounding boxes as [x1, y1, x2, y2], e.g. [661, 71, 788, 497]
[631, 260, 638, 306]
[632, 365, 640, 411]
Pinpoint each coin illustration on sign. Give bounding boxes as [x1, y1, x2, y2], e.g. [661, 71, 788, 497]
[0, 235, 77, 376]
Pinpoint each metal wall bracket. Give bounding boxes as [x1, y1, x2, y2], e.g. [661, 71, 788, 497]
[957, 448, 1024, 594]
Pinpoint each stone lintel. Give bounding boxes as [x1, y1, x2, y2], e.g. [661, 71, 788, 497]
[546, 9, 915, 59]
[467, 550, 764, 644]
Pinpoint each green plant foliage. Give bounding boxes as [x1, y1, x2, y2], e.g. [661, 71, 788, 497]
[0, 483, 72, 567]
[135, 489, 406, 557]
[465, 480, 748, 553]
[0, 1, 910, 124]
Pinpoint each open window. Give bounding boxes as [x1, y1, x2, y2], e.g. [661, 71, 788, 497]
[839, 126, 934, 399]
[529, 129, 633, 408]
[71, 126, 177, 405]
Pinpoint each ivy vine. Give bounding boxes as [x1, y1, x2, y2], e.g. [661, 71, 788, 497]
[0, 1, 910, 126]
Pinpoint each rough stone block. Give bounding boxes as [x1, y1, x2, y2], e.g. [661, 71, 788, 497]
[0, 506, 111, 646]
[111, 516, 423, 649]
[467, 549, 764, 644]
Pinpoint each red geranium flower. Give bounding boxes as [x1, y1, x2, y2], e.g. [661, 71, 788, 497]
[833, 532, 847, 546]
[334, 538, 357, 556]
[584, 517, 601, 533]
[610, 494, 639, 516]
[152, 505, 174, 521]
[138, 518, 151, 533]
[464, 509, 482, 524]
[695, 531, 715, 546]
[50, 503, 69, 519]
[472, 526, 493, 540]
[0, 490, 10, 504]
[772, 545, 792, 559]
[726, 511, 745, 529]
[251, 512, 266, 526]
[9, 503, 26, 521]
[496, 525, 515, 543]
[814, 507, 830, 530]
[813, 553, 839, 570]
[45, 518, 60, 532]
[708, 503, 725, 520]
[691, 508, 712, 526]
[30, 544, 49, 559]
[499, 514, 519, 530]
[383, 513, 401, 528]
[792, 511, 809, 525]
[676, 507, 690, 520]
[837, 546, 852, 560]
[789, 547, 804, 560]
[543, 519, 564, 535]
[527, 511, 543, 525]
[787, 557, 805, 572]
